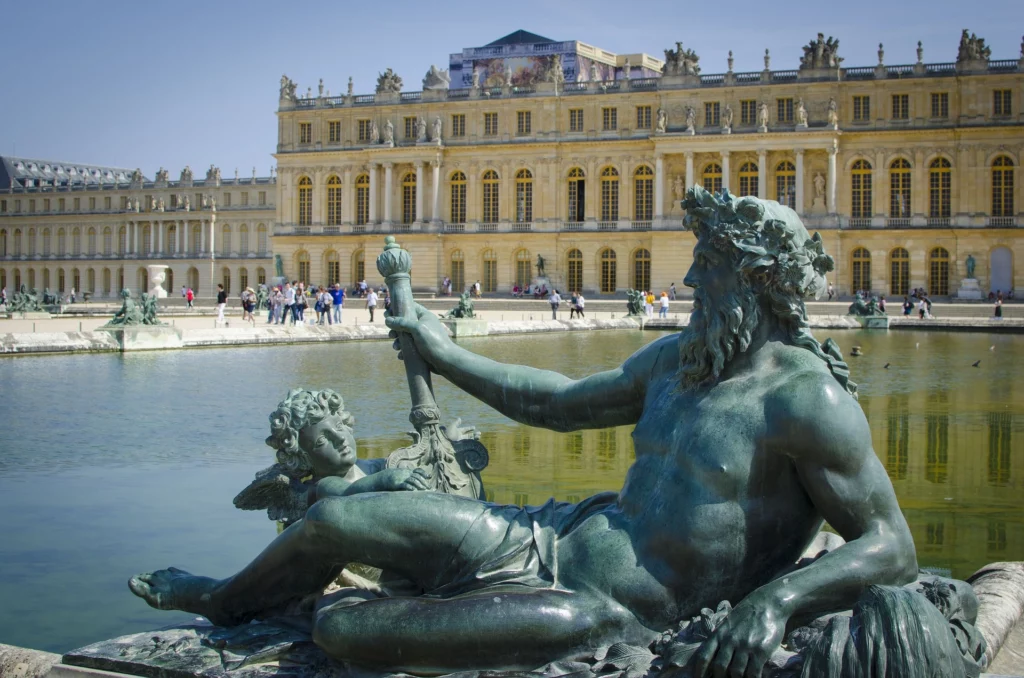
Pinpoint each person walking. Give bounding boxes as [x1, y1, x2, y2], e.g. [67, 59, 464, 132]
[659, 291, 670, 318]
[669, 283, 677, 301]
[181, 285, 187, 300]
[902, 296, 912, 316]
[365, 288, 378, 322]
[569, 291, 579, 319]
[575, 291, 585, 318]
[473, 280, 481, 298]
[878, 295, 887, 314]
[240, 287, 256, 326]
[215, 284, 227, 325]
[282, 282, 296, 325]
[644, 290, 655, 319]
[994, 298, 1003, 318]
[827, 283, 834, 301]
[271, 287, 284, 324]
[185, 287, 194, 310]
[295, 283, 308, 324]
[331, 284, 345, 324]
[548, 289, 561, 319]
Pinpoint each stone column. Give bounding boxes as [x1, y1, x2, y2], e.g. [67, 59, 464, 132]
[369, 163, 379, 223]
[383, 162, 393, 225]
[685, 152, 695, 191]
[795, 149, 805, 214]
[343, 167, 353, 224]
[721, 151, 731, 191]
[873, 149, 886, 217]
[431, 158, 441, 224]
[209, 216, 216, 259]
[182, 220, 188, 255]
[757, 150, 767, 199]
[132, 221, 139, 255]
[827, 143, 838, 214]
[654, 154, 664, 220]
[156, 221, 163, 255]
[201, 220, 207, 254]
[415, 161, 425, 223]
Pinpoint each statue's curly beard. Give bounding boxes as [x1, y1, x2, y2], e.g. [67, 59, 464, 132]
[678, 280, 762, 391]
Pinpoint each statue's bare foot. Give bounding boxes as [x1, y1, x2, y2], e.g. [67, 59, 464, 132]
[128, 567, 223, 622]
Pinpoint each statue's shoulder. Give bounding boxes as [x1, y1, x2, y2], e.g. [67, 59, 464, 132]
[624, 334, 679, 381]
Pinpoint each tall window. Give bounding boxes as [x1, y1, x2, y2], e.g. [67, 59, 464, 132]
[325, 251, 340, 286]
[221, 224, 231, 255]
[738, 162, 758, 197]
[776, 161, 795, 208]
[239, 267, 249, 291]
[705, 102, 720, 127]
[0, 230, 6, 257]
[740, 100, 757, 125]
[929, 158, 951, 219]
[851, 247, 871, 292]
[890, 247, 910, 296]
[482, 170, 500, 223]
[13, 229, 21, 256]
[103, 227, 111, 255]
[776, 98, 793, 123]
[516, 111, 531, 136]
[239, 224, 249, 254]
[299, 122, 312, 144]
[929, 247, 950, 296]
[72, 228, 81, 256]
[256, 267, 266, 285]
[992, 156, 1015, 217]
[601, 167, 620, 221]
[357, 119, 373, 142]
[889, 159, 912, 217]
[599, 249, 617, 293]
[633, 166, 653, 220]
[296, 251, 310, 284]
[602, 107, 618, 131]
[221, 267, 231, 295]
[450, 171, 467, 223]
[118, 227, 128, 255]
[567, 248, 583, 292]
[451, 114, 465, 137]
[328, 121, 341, 143]
[450, 250, 465, 293]
[404, 117, 417, 139]
[851, 160, 873, 219]
[482, 249, 497, 292]
[401, 172, 416, 224]
[702, 163, 723, 194]
[514, 249, 532, 290]
[569, 108, 584, 132]
[891, 94, 909, 120]
[298, 176, 312, 226]
[352, 250, 365, 284]
[57, 228, 66, 256]
[515, 169, 533, 222]
[355, 174, 370, 225]
[931, 92, 949, 118]
[632, 249, 651, 291]
[636, 105, 652, 129]
[993, 89, 1012, 116]
[567, 167, 586, 221]
[853, 95, 871, 121]
[257, 224, 268, 254]
[42, 228, 51, 256]
[326, 175, 342, 225]
[483, 112, 498, 136]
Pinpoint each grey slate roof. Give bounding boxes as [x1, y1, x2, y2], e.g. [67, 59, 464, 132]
[485, 30, 555, 47]
[0, 156, 139, 190]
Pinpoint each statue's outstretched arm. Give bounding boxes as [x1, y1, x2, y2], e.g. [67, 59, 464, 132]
[386, 304, 661, 432]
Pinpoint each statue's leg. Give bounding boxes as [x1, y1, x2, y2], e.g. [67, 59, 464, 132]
[130, 492, 492, 625]
[312, 587, 653, 672]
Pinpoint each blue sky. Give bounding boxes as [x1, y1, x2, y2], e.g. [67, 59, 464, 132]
[2, 0, 1021, 177]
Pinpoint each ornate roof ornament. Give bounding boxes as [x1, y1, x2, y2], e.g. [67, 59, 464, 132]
[376, 68, 403, 94]
[957, 29, 991, 63]
[663, 41, 701, 76]
[799, 33, 842, 70]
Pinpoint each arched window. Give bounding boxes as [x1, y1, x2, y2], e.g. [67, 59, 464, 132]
[601, 167, 620, 222]
[890, 247, 910, 296]
[103, 268, 111, 295]
[42, 228, 51, 257]
[889, 159, 912, 218]
[0, 229, 6, 257]
[257, 224, 268, 255]
[851, 247, 871, 293]
[186, 267, 198, 295]
[191, 224, 202, 254]
[103, 227, 112, 255]
[28, 268, 36, 289]
[72, 228, 81, 256]
[514, 249, 532, 290]
[450, 249, 465, 292]
[57, 228, 66, 256]
[87, 268, 95, 294]
[567, 168, 585, 222]
[992, 156, 1015, 217]
[702, 163, 723, 194]
[71, 268, 80, 294]
[166, 224, 176, 255]
[256, 267, 266, 285]
[851, 160, 873, 219]
[599, 248, 617, 293]
[566, 248, 583, 293]
[164, 268, 173, 295]
[239, 224, 249, 254]
[632, 248, 651, 291]
[297, 176, 312, 226]
[221, 267, 231, 295]
[142, 224, 152, 255]
[929, 247, 950, 296]
[221, 224, 232, 255]
[42, 268, 50, 290]
[482, 248, 497, 292]
[929, 158, 951, 219]
[355, 174, 370, 225]
[325, 250, 340, 286]
[27, 228, 36, 256]
[118, 225, 127, 255]
[402, 172, 417, 224]
[296, 250, 310, 284]
[633, 166, 653, 221]
[326, 175, 342, 225]
[450, 171, 466, 223]
[57, 268, 65, 293]
[87, 227, 96, 256]
[13, 229, 22, 256]
[239, 267, 248, 291]
[515, 169, 533, 223]
[738, 162, 758, 197]
[776, 161, 795, 208]
[482, 170, 500, 223]
[352, 250, 365, 284]
[13, 268, 21, 289]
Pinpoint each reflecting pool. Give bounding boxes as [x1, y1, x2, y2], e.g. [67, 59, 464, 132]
[0, 328, 1020, 652]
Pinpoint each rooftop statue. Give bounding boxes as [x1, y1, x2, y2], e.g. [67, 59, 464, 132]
[180, 165, 193, 184]
[376, 68, 403, 94]
[206, 164, 221, 184]
[800, 32, 843, 69]
[130, 168, 143, 187]
[279, 74, 298, 102]
[155, 167, 169, 183]
[105, 288, 146, 326]
[444, 292, 475, 320]
[422, 65, 451, 90]
[957, 29, 991, 62]
[663, 41, 701, 76]
[128, 193, 985, 677]
[7, 284, 42, 313]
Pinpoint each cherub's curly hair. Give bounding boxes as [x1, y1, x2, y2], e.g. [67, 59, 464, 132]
[265, 389, 354, 474]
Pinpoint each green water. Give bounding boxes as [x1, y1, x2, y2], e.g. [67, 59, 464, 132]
[0, 329, 1020, 653]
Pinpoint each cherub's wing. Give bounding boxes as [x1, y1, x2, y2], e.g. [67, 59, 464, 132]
[233, 464, 307, 513]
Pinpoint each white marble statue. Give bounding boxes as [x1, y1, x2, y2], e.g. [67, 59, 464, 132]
[416, 117, 427, 142]
[623, 58, 632, 80]
[722, 104, 734, 133]
[431, 116, 443, 142]
[827, 98, 839, 129]
[814, 173, 826, 201]
[157, 198, 165, 212]
[796, 98, 808, 127]
[656, 108, 667, 133]
[684, 106, 696, 133]
[184, 196, 191, 211]
[383, 120, 394, 146]
[673, 175, 684, 202]
[472, 69, 481, 88]
[370, 120, 380, 144]
[504, 64, 513, 87]
[758, 101, 770, 130]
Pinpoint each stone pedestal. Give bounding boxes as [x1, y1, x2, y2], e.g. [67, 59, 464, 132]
[441, 318, 489, 338]
[6, 311, 53, 320]
[958, 278, 984, 300]
[147, 265, 169, 299]
[852, 315, 890, 329]
[96, 325, 183, 352]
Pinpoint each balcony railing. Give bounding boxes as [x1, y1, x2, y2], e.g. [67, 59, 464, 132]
[511, 222, 532, 232]
[849, 218, 872, 228]
[631, 220, 653, 231]
[598, 221, 617, 231]
[564, 221, 584, 231]
[927, 217, 950, 227]
[478, 223, 498, 232]
[887, 217, 911, 228]
[987, 216, 1015, 227]
[444, 223, 466, 233]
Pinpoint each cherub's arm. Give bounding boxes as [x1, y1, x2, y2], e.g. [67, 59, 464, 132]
[314, 468, 430, 502]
